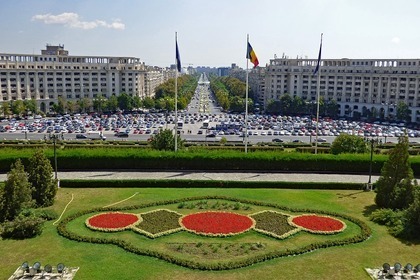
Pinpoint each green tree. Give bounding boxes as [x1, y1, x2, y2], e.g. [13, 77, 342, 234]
[107, 95, 118, 112]
[27, 150, 57, 207]
[77, 97, 91, 113]
[56, 96, 67, 114]
[404, 187, 420, 235]
[1, 101, 12, 118]
[66, 100, 77, 114]
[330, 134, 367, 155]
[396, 101, 410, 122]
[266, 100, 282, 114]
[117, 93, 133, 111]
[10, 100, 26, 117]
[23, 99, 38, 115]
[93, 95, 107, 113]
[0, 159, 33, 222]
[149, 129, 183, 150]
[375, 136, 416, 210]
[279, 94, 293, 115]
[143, 97, 155, 109]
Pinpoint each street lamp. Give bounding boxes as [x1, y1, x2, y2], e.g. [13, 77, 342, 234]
[367, 138, 377, 191]
[49, 133, 59, 181]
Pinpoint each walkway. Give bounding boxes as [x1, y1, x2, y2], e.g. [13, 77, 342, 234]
[0, 171, 379, 184]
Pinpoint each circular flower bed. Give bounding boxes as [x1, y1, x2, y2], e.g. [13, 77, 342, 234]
[290, 214, 346, 234]
[86, 212, 140, 232]
[180, 211, 255, 236]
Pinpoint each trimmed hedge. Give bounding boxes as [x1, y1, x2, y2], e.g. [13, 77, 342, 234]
[59, 179, 366, 190]
[0, 146, 419, 174]
[56, 195, 372, 270]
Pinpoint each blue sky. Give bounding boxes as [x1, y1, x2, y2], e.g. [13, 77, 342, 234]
[1, 0, 420, 68]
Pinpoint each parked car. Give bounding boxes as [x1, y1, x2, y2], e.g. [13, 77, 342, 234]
[76, 134, 88, 139]
[114, 132, 129, 138]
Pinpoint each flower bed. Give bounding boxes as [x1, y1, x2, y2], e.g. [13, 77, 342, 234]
[180, 211, 255, 237]
[133, 209, 183, 238]
[289, 214, 346, 234]
[250, 210, 301, 239]
[86, 212, 140, 232]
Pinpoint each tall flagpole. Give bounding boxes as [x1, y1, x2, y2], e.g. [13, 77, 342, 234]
[245, 34, 249, 153]
[175, 32, 178, 152]
[315, 33, 323, 155]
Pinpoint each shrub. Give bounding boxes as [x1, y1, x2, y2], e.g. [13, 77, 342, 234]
[330, 133, 367, 155]
[149, 129, 183, 151]
[0, 210, 44, 239]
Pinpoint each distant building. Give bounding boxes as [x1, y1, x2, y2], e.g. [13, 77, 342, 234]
[217, 67, 230, 77]
[0, 45, 173, 113]
[260, 57, 420, 123]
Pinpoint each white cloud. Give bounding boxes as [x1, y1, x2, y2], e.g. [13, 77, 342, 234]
[391, 37, 401, 44]
[31, 12, 125, 30]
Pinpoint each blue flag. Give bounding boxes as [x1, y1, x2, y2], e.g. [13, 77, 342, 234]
[313, 35, 322, 75]
[176, 40, 181, 72]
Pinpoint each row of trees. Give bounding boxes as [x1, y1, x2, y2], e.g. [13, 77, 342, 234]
[209, 76, 253, 112]
[0, 150, 57, 238]
[265, 95, 339, 118]
[0, 99, 39, 118]
[152, 75, 198, 111]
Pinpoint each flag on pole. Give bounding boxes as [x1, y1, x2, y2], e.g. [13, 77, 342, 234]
[246, 42, 259, 68]
[313, 34, 323, 75]
[176, 38, 182, 72]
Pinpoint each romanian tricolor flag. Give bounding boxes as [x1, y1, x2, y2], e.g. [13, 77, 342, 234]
[246, 42, 259, 68]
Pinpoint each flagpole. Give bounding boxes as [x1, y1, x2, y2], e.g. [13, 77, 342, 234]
[175, 32, 178, 152]
[245, 34, 249, 153]
[315, 33, 323, 155]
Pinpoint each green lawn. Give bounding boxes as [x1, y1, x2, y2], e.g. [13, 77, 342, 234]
[1, 187, 419, 280]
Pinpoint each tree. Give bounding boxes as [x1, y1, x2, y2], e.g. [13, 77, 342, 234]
[10, 100, 26, 117]
[143, 97, 155, 109]
[375, 136, 416, 210]
[1, 101, 12, 118]
[266, 100, 281, 114]
[66, 100, 77, 114]
[279, 94, 293, 115]
[149, 129, 183, 150]
[117, 93, 133, 111]
[107, 95, 118, 112]
[0, 159, 33, 222]
[396, 101, 410, 122]
[77, 98, 92, 113]
[93, 95, 107, 113]
[330, 134, 367, 155]
[27, 150, 57, 207]
[23, 99, 38, 115]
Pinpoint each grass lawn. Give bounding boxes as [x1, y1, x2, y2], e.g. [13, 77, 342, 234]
[1, 187, 419, 280]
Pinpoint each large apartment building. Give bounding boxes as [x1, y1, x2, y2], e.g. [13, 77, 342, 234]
[262, 57, 420, 123]
[0, 45, 171, 113]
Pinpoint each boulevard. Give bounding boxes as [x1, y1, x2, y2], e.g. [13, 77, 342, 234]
[0, 73, 418, 145]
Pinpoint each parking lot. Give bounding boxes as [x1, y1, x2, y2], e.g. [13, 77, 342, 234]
[0, 74, 419, 144]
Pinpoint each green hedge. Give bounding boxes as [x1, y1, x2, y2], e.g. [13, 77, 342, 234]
[0, 146, 419, 174]
[59, 179, 365, 190]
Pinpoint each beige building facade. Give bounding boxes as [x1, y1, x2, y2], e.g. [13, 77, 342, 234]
[263, 57, 420, 123]
[0, 45, 171, 113]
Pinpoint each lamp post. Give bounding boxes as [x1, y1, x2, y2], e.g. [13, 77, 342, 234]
[50, 133, 58, 181]
[367, 138, 376, 191]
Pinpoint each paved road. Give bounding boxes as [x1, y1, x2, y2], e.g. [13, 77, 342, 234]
[0, 171, 379, 184]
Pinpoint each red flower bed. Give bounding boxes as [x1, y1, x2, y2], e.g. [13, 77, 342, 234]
[180, 211, 255, 236]
[291, 215, 345, 233]
[87, 212, 139, 230]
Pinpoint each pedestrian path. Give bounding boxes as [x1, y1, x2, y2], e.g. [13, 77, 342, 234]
[0, 171, 378, 184]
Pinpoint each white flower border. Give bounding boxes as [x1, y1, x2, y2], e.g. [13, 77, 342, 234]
[287, 214, 347, 235]
[132, 209, 184, 238]
[179, 211, 256, 237]
[249, 210, 302, 239]
[85, 211, 142, 232]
